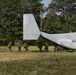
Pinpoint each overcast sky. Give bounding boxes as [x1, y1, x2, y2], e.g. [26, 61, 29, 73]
[42, 0, 52, 7]
[41, 0, 52, 17]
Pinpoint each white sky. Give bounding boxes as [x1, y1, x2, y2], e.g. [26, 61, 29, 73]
[42, 0, 52, 7]
[41, 0, 52, 18]
[42, 0, 61, 16]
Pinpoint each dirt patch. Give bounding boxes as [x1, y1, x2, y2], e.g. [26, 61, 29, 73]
[0, 56, 39, 62]
[0, 52, 41, 62]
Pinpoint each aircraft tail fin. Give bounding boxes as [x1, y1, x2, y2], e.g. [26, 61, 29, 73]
[23, 14, 40, 40]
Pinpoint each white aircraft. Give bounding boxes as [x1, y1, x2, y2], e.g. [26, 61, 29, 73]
[23, 14, 76, 50]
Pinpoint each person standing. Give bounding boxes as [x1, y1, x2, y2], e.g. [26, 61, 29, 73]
[7, 41, 13, 51]
[44, 42, 49, 52]
[38, 43, 43, 52]
[18, 41, 22, 52]
[23, 42, 29, 52]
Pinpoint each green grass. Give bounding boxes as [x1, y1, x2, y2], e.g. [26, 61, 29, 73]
[0, 46, 76, 75]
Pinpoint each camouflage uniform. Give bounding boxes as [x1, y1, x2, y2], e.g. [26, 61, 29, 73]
[7, 41, 13, 51]
[23, 43, 29, 52]
[18, 41, 22, 52]
[38, 43, 43, 52]
[44, 42, 49, 52]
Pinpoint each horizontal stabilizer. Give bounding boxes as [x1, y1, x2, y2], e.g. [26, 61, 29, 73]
[23, 14, 40, 40]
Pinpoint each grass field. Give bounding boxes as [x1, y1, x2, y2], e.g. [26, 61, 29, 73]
[0, 46, 76, 75]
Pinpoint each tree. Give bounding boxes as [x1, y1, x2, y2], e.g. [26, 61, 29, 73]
[43, 8, 62, 34]
[47, 0, 76, 33]
[0, 0, 44, 45]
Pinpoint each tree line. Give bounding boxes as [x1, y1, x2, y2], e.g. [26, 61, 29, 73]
[0, 0, 76, 45]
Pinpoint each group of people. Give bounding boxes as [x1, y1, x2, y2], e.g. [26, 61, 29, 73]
[7, 41, 29, 52]
[7, 41, 49, 52]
